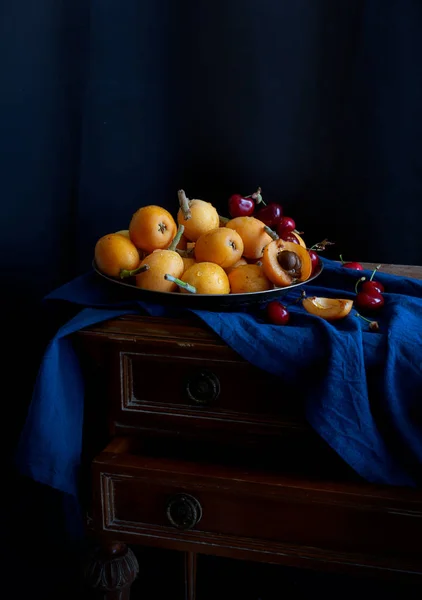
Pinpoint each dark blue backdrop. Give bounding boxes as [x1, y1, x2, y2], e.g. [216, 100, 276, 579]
[2, 0, 421, 308]
[1, 0, 422, 596]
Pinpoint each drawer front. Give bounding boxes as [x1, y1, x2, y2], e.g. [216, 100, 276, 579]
[93, 440, 422, 577]
[110, 340, 309, 439]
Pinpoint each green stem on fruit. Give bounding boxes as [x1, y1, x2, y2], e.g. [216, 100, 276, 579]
[354, 276, 366, 294]
[120, 264, 150, 279]
[251, 187, 266, 206]
[264, 225, 279, 241]
[219, 215, 230, 226]
[168, 224, 185, 252]
[339, 254, 345, 265]
[178, 189, 192, 221]
[355, 311, 380, 331]
[164, 274, 196, 293]
[176, 247, 194, 258]
[370, 264, 382, 281]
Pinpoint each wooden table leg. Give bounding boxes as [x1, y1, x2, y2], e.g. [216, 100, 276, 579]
[85, 541, 139, 599]
[184, 551, 197, 600]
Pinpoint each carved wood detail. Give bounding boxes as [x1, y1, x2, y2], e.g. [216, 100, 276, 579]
[85, 542, 139, 599]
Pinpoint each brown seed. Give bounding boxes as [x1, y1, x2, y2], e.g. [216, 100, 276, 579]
[277, 250, 302, 272]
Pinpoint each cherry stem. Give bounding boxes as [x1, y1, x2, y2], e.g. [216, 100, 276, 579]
[219, 215, 229, 225]
[264, 225, 279, 241]
[339, 254, 345, 265]
[120, 264, 150, 279]
[164, 274, 196, 293]
[309, 239, 335, 252]
[251, 187, 266, 206]
[370, 264, 382, 282]
[355, 311, 378, 328]
[168, 224, 185, 252]
[178, 189, 191, 221]
[354, 277, 366, 294]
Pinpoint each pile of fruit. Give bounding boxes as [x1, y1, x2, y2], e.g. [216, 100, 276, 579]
[94, 188, 322, 296]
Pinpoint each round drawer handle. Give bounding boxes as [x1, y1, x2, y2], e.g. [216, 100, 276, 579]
[166, 493, 202, 530]
[185, 370, 220, 405]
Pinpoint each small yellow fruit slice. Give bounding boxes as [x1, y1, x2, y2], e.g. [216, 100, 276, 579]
[302, 296, 353, 321]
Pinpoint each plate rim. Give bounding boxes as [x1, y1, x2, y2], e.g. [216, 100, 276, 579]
[91, 259, 324, 300]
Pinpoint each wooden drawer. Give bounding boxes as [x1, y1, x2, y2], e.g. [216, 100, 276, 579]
[77, 316, 311, 442]
[92, 438, 422, 580]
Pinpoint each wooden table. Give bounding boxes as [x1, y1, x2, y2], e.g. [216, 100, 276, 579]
[74, 263, 422, 599]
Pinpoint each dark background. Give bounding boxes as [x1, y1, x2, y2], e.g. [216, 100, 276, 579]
[1, 0, 421, 597]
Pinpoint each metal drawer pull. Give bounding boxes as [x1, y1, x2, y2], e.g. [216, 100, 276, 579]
[166, 493, 203, 530]
[185, 370, 220, 405]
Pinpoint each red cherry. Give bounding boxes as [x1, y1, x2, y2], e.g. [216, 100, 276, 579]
[228, 194, 255, 218]
[276, 216, 296, 237]
[340, 254, 364, 270]
[279, 231, 299, 244]
[343, 262, 364, 270]
[360, 280, 384, 295]
[355, 291, 384, 312]
[340, 255, 364, 270]
[308, 250, 320, 274]
[256, 203, 283, 227]
[266, 301, 290, 325]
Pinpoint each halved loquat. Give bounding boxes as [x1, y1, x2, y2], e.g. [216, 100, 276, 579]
[302, 297, 353, 321]
[262, 239, 312, 287]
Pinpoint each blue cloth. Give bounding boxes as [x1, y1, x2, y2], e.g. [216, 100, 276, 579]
[15, 257, 422, 497]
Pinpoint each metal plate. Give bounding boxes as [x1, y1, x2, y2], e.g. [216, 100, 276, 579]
[92, 259, 323, 311]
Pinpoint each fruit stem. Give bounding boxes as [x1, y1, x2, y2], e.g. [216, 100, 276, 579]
[178, 189, 192, 221]
[164, 274, 196, 293]
[219, 215, 229, 226]
[264, 225, 279, 241]
[339, 254, 345, 265]
[120, 264, 150, 279]
[354, 277, 366, 294]
[251, 187, 266, 206]
[295, 290, 307, 304]
[176, 248, 194, 258]
[168, 224, 185, 252]
[355, 311, 372, 324]
[370, 264, 382, 281]
[355, 311, 380, 331]
[309, 239, 335, 252]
